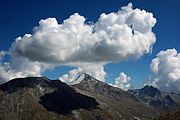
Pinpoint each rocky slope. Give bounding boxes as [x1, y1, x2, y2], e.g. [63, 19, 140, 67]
[155, 110, 180, 120]
[0, 74, 179, 120]
[0, 77, 99, 120]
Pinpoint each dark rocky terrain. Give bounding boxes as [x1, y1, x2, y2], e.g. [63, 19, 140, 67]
[0, 74, 179, 120]
[155, 110, 180, 120]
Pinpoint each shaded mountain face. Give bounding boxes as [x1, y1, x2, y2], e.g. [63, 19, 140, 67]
[138, 85, 161, 97]
[128, 85, 179, 109]
[0, 74, 179, 120]
[0, 77, 99, 120]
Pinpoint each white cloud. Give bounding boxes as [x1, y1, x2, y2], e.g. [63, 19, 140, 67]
[112, 72, 132, 90]
[0, 62, 39, 83]
[0, 51, 6, 61]
[0, 56, 52, 84]
[0, 3, 157, 83]
[10, 3, 156, 64]
[149, 49, 180, 93]
[0, 50, 54, 83]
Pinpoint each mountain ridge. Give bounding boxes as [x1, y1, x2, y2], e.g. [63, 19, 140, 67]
[0, 75, 179, 120]
[128, 85, 179, 109]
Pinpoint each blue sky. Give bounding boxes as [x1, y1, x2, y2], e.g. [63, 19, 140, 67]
[0, 0, 180, 88]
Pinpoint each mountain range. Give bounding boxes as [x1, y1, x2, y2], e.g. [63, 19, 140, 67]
[0, 73, 179, 120]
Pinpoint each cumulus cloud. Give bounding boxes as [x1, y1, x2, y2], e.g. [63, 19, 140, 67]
[112, 72, 132, 90]
[0, 56, 52, 83]
[149, 49, 180, 93]
[0, 50, 53, 83]
[0, 51, 6, 61]
[10, 3, 156, 64]
[0, 3, 156, 83]
[0, 62, 39, 83]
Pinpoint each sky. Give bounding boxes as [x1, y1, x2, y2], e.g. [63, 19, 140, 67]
[0, 0, 180, 93]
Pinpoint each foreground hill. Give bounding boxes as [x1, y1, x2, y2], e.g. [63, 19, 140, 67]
[0, 74, 179, 120]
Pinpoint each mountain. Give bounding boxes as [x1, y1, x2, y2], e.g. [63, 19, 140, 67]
[0, 74, 179, 120]
[0, 77, 100, 120]
[73, 73, 139, 101]
[128, 85, 179, 109]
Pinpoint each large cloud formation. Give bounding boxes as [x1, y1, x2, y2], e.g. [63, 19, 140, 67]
[149, 49, 180, 93]
[0, 3, 156, 84]
[11, 3, 156, 63]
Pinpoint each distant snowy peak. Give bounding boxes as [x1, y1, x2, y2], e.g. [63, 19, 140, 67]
[72, 73, 86, 85]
